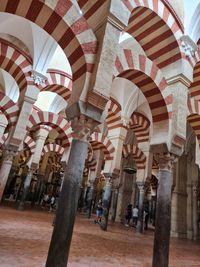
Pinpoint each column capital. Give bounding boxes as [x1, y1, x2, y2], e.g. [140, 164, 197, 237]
[154, 152, 177, 172]
[71, 115, 97, 142]
[2, 148, 17, 162]
[193, 184, 198, 196]
[136, 181, 145, 192]
[31, 70, 47, 85]
[29, 162, 38, 173]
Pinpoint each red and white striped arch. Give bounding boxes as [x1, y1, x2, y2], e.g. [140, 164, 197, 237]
[0, 39, 33, 96]
[188, 61, 200, 100]
[42, 144, 64, 156]
[0, 92, 19, 127]
[27, 110, 72, 147]
[48, 154, 62, 171]
[24, 135, 36, 154]
[90, 132, 115, 160]
[123, 144, 146, 170]
[114, 50, 172, 123]
[187, 114, 200, 144]
[106, 97, 122, 130]
[0, 0, 97, 95]
[0, 133, 8, 146]
[17, 149, 31, 165]
[86, 157, 97, 172]
[187, 97, 200, 144]
[86, 146, 97, 171]
[122, 0, 183, 69]
[187, 97, 200, 115]
[41, 69, 72, 101]
[129, 112, 150, 143]
[77, 0, 107, 21]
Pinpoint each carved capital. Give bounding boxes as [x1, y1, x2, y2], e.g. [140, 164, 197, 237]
[2, 149, 16, 162]
[181, 35, 197, 59]
[136, 181, 145, 192]
[31, 70, 46, 85]
[71, 115, 97, 142]
[193, 184, 198, 196]
[154, 152, 177, 172]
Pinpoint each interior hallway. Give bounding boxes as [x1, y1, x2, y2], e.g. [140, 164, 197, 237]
[0, 206, 199, 267]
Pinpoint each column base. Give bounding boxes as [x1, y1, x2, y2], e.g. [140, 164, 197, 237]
[171, 231, 187, 239]
[17, 202, 25, 211]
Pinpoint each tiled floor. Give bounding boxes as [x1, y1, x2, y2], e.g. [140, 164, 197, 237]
[0, 205, 199, 267]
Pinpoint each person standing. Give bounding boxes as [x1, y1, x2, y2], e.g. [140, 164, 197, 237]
[125, 203, 132, 226]
[132, 205, 139, 227]
[94, 199, 103, 224]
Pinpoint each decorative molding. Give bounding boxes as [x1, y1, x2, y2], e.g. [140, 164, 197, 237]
[136, 181, 145, 192]
[2, 149, 16, 162]
[31, 70, 47, 85]
[71, 115, 97, 142]
[166, 73, 191, 87]
[181, 35, 198, 59]
[154, 152, 177, 172]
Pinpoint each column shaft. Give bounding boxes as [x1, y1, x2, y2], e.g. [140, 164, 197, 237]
[0, 150, 15, 201]
[152, 169, 173, 267]
[18, 169, 33, 210]
[111, 189, 119, 222]
[86, 184, 94, 218]
[45, 139, 88, 267]
[100, 178, 112, 231]
[136, 183, 145, 233]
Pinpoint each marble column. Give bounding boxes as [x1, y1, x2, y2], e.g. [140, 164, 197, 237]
[152, 153, 176, 267]
[0, 149, 16, 201]
[86, 182, 94, 218]
[136, 181, 145, 233]
[18, 129, 49, 210]
[193, 185, 198, 240]
[17, 168, 35, 210]
[45, 115, 95, 267]
[100, 176, 112, 231]
[111, 188, 119, 222]
[117, 171, 134, 223]
[151, 195, 157, 227]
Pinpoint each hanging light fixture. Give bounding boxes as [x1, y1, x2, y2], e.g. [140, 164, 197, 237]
[123, 154, 137, 174]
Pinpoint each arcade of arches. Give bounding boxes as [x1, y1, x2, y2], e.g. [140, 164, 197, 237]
[0, 0, 200, 267]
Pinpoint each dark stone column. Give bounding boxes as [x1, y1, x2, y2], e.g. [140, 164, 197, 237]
[152, 153, 176, 267]
[152, 195, 157, 227]
[17, 168, 34, 210]
[45, 115, 95, 267]
[100, 177, 112, 231]
[86, 183, 94, 218]
[111, 188, 119, 222]
[136, 182, 145, 233]
[0, 149, 16, 201]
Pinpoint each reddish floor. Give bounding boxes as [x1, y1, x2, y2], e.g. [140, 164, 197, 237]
[0, 206, 199, 267]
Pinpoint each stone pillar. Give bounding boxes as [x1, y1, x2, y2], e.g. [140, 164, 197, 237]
[45, 115, 95, 267]
[136, 181, 145, 233]
[193, 184, 198, 240]
[8, 83, 40, 148]
[111, 187, 119, 222]
[171, 155, 187, 238]
[0, 149, 16, 201]
[18, 128, 49, 210]
[152, 153, 176, 267]
[17, 168, 35, 210]
[151, 195, 157, 227]
[100, 176, 112, 231]
[116, 171, 135, 223]
[86, 181, 95, 218]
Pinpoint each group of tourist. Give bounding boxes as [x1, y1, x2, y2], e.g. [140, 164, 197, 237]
[41, 193, 58, 212]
